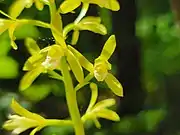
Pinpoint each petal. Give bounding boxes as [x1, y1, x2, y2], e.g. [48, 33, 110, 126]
[77, 17, 107, 35]
[59, 0, 81, 14]
[51, 11, 63, 34]
[34, 0, 44, 10]
[25, 38, 40, 55]
[100, 35, 116, 60]
[96, 109, 120, 121]
[67, 49, 84, 83]
[86, 83, 98, 112]
[71, 30, 80, 45]
[19, 66, 44, 90]
[68, 45, 94, 72]
[9, 0, 33, 18]
[0, 19, 13, 35]
[8, 23, 18, 50]
[93, 98, 116, 111]
[30, 126, 43, 135]
[89, 0, 120, 11]
[105, 73, 123, 97]
[10, 99, 45, 121]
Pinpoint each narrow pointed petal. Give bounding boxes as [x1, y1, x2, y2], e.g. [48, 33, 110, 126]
[105, 73, 123, 97]
[93, 98, 116, 110]
[96, 109, 120, 121]
[100, 35, 116, 60]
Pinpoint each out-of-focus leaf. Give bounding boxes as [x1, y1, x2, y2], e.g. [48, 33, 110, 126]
[59, 0, 81, 14]
[0, 56, 18, 78]
[77, 17, 107, 35]
[14, 24, 40, 39]
[96, 109, 120, 121]
[71, 30, 79, 45]
[86, 83, 98, 112]
[0, 33, 11, 56]
[21, 84, 51, 102]
[100, 35, 116, 60]
[68, 45, 94, 72]
[105, 73, 123, 97]
[9, 0, 33, 18]
[25, 38, 40, 55]
[20, 66, 45, 91]
[67, 49, 84, 83]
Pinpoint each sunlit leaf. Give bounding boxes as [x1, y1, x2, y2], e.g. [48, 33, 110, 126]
[100, 35, 116, 60]
[25, 38, 40, 55]
[0, 56, 18, 78]
[20, 66, 45, 90]
[96, 109, 120, 121]
[68, 45, 94, 72]
[59, 0, 81, 14]
[77, 17, 107, 35]
[105, 73, 123, 97]
[89, 0, 120, 11]
[11, 98, 45, 121]
[86, 83, 98, 112]
[9, 0, 33, 18]
[71, 30, 80, 45]
[67, 49, 84, 83]
[93, 98, 116, 110]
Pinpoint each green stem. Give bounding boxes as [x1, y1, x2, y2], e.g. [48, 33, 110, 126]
[61, 57, 85, 135]
[74, 3, 89, 24]
[46, 119, 72, 126]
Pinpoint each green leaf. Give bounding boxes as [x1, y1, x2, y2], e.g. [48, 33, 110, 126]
[20, 66, 44, 90]
[14, 24, 40, 39]
[89, 0, 120, 11]
[25, 38, 40, 55]
[68, 45, 94, 72]
[96, 109, 120, 121]
[71, 30, 80, 45]
[105, 73, 123, 97]
[0, 33, 11, 56]
[9, 0, 33, 18]
[93, 98, 116, 110]
[11, 98, 45, 121]
[0, 56, 18, 78]
[59, 0, 81, 14]
[21, 84, 51, 102]
[0, 19, 13, 35]
[67, 49, 84, 83]
[77, 17, 107, 35]
[100, 35, 116, 60]
[86, 83, 98, 112]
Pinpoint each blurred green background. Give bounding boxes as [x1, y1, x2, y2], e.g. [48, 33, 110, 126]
[0, 0, 180, 135]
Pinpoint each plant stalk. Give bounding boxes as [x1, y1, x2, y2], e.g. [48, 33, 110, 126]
[61, 57, 85, 135]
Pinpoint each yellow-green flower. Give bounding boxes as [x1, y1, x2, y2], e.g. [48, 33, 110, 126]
[68, 35, 123, 97]
[20, 37, 84, 90]
[59, 0, 120, 14]
[3, 99, 46, 135]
